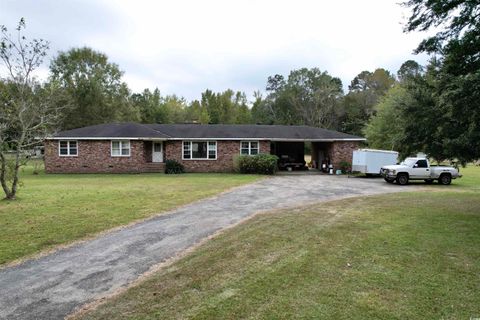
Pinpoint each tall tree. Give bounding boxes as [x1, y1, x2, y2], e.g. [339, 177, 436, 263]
[263, 68, 344, 129]
[397, 60, 423, 82]
[403, 0, 480, 162]
[342, 68, 396, 135]
[50, 47, 139, 129]
[0, 19, 61, 199]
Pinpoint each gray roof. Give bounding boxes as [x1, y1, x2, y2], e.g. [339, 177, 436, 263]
[52, 123, 365, 141]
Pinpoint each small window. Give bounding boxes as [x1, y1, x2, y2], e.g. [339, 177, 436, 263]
[183, 141, 217, 160]
[59, 140, 77, 156]
[111, 140, 130, 157]
[240, 141, 260, 155]
[183, 141, 191, 159]
[416, 160, 428, 168]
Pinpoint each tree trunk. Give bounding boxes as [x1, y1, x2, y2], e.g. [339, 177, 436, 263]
[0, 153, 13, 200]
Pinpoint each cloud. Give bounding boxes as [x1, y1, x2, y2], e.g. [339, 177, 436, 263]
[0, 0, 431, 101]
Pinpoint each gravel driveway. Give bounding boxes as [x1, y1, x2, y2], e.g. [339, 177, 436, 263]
[0, 175, 411, 320]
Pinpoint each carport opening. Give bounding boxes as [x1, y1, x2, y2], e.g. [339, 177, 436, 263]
[270, 141, 307, 171]
[311, 141, 334, 172]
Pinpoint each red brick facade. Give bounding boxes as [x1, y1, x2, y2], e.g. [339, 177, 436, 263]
[329, 141, 360, 170]
[44, 139, 271, 173]
[164, 140, 271, 173]
[44, 140, 164, 173]
[44, 139, 357, 173]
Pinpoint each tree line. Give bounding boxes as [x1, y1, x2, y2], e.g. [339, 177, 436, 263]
[30, 45, 400, 137]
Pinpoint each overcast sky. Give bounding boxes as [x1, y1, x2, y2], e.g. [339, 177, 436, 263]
[1, 0, 430, 101]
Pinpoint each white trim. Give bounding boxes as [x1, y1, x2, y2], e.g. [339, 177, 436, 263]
[240, 140, 260, 155]
[182, 140, 217, 160]
[111, 140, 131, 157]
[58, 140, 78, 157]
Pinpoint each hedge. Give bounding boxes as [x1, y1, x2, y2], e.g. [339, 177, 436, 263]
[234, 154, 279, 174]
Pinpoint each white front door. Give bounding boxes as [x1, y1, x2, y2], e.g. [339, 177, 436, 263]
[152, 142, 163, 163]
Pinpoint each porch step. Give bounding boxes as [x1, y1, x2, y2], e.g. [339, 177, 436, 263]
[143, 162, 165, 173]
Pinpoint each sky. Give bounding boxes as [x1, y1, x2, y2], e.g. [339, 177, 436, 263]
[0, 0, 431, 102]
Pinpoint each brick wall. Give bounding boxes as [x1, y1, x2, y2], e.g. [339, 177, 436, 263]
[330, 141, 360, 170]
[165, 140, 271, 173]
[44, 139, 271, 173]
[44, 140, 154, 173]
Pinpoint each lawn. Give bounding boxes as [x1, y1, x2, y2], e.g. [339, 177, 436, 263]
[77, 166, 480, 320]
[0, 162, 262, 265]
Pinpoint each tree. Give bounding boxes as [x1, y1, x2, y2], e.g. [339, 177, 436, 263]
[132, 88, 168, 124]
[342, 68, 396, 135]
[397, 60, 423, 82]
[403, 0, 480, 162]
[262, 68, 344, 129]
[0, 19, 61, 200]
[363, 85, 410, 151]
[50, 47, 139, 129]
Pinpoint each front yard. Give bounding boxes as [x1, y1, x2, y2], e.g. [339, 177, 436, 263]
[0, 163, 261, 265]
[77, 166, 480, 320]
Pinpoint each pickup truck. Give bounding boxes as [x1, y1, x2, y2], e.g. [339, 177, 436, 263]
[380, 157, 461, 185]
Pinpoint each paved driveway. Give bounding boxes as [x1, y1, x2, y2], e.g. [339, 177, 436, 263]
[0, 175, 411, 320]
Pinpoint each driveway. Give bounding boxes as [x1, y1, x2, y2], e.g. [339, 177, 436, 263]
[0, 175, 413, 320]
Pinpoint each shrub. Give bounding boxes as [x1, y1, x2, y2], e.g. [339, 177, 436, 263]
[234, 154, 279, 175]
[165, 159, 185, 174]
[339, 160, 351, 173]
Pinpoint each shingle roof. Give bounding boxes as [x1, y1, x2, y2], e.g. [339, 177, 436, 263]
[52, 123, 365, 141]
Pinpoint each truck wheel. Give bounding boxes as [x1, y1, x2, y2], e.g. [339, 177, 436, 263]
[424, 179, 434, 184]
[384, 178, 394, 183]
[397, 173, 409, 185]
[439, 174, 452, 185]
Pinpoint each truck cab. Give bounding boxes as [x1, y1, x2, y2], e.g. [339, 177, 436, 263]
[381, 157, 461, 185]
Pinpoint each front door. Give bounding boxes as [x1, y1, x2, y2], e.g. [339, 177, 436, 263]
[152, 142, 163, 163]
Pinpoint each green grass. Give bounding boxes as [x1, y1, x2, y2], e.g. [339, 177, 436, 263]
[77, 166, 480, 320]
[0, 162, 262, 265]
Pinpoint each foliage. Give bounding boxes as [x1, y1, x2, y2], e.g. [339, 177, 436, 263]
[403, 0, 480, 163]
[363, 85, 409, 151]
[49, 47, 139, 129]
[234, 154, 279, 174]
[341, 69, 396, 135]
[338, 160, 351, 173]
[0, 19, 60, 200]
[164, 159, 185, 174]
[258, 68, 344, 129]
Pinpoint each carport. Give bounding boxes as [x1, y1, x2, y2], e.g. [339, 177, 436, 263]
[271, 141, 307, 170]
[311, 141, 334, 170]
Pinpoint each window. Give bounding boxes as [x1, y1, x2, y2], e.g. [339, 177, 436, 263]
[58, 140, 77, 156]
[416, 159, 428, 168]
[183, 141, 216, 160]
[240, 141, 259, 155]
[111, 140, 130, 157]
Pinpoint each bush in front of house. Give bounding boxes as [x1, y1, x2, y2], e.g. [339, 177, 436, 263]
[339, 160, 351, 173]
[234, 154, 279, 175]
[165, 159, 185, 174]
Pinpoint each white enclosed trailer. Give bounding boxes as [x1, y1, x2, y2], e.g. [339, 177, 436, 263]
[352, 149, 398, 175]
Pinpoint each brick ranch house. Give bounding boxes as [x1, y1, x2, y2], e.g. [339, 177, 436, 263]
[44, 123, 365, 173]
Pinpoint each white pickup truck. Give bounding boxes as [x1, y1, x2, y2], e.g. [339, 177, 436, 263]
[381, 157, 461, 185]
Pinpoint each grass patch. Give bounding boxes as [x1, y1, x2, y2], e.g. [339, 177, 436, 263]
[0, 162, 262, 265]
[78, 169, 480, 319]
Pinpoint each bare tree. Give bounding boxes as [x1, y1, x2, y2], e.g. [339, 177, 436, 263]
[0, 19, 60, 200]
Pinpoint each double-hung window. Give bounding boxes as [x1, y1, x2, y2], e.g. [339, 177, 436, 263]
[240, 141, 259, 155]
[59, 140, 78, 156]
[183, 141, 216, 160]
[111, 140, 130, 157]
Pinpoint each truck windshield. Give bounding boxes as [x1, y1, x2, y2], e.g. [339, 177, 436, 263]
[401, 159, 417, 167]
